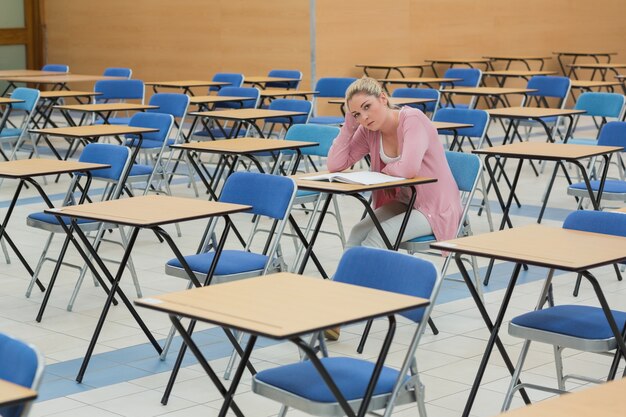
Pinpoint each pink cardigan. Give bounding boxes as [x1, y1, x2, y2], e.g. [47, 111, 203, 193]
[327, 106, 462, 242]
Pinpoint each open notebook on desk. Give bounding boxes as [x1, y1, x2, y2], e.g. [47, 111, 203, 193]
[302, 171, 405, 185]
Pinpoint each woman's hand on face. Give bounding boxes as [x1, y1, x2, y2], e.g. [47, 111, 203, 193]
[343, 108, 359, 134]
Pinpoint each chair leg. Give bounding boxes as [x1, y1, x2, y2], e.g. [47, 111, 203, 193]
[479, 174, 494, 232]
[25, 233, 54, 297]
[554, 345, 566, 391]
[119, 226, 142, 298]
[0, 236, 10, 264]
[223, 330, 245, 381]
[331, 195, 346, 247]
[501, 339, 532, 412]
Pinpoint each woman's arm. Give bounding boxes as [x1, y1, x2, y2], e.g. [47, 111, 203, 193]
[381, 114, 430, 178]
[327, 112, 370, 172]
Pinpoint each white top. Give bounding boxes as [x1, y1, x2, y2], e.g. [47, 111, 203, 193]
[379, 134, 400, 164]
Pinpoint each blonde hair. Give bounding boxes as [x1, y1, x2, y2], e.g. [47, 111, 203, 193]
[345, 76, 393, 109]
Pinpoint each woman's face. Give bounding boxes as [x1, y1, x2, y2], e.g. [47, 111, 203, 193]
[347, 92, 389, 131]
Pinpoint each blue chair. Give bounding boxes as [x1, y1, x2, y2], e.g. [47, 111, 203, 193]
[263, 98, 312, 137]
[252, 247, 442, 417]
[502, 210, 626, 410]
[103, 67, 132, 78]
[193, 86, 260, 139]
[25, 143, 137, 313]
[161, 172, 297, 360]
[209, 72, 244, 92]
[567, 92, 625, 145]
[441, 68, 482, 109]
[0, 88, 41, 161]
[391, 87, 440, 118]
[309, 77, 357, 125]
[93, 79, 145, 124]
[0, 333, 44, 417]
[266, 69, 302, 89]
[41, 64, 69, 73]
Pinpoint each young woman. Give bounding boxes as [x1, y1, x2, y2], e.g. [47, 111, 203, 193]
[327, 77, 462, 249]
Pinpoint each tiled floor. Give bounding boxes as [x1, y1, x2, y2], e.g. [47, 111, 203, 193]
[1, 118, 624, 417]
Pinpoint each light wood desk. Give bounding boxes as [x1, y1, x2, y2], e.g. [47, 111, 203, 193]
[570, 79, 622, 92]
[553, 51, 617, 77]
[441, 87, 537, 109]
[54, 102, 158, 126]
[0, 69, 60, 78]
[189, 95, 256, 108]
[2, 74, 124, 92]
[0, 159, 109, 298]
[425, 58, 491, 76]
[355, 63, 429, 78]
[258, 89, 319, 106]
[136, 272, 429, 417]
[483, 56, 552, 71]
[483, 70, 558, 87]
[431, 224, 626, 417]
[38, 91, 103, 126]
[328, 97, 436, 108]
[45, 195, 251, 383]
[431, 121, 475, 151]
[0, 97, 25, 133]
[189, 108, 306, 138]
[243, 76, 299, 89]
[378, 77, 462, 90]
[567, 62, 626, 81]
[0, 379, 37, 408]
[145, 80, 230, 95]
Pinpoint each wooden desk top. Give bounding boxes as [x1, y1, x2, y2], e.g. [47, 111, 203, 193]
[45, 195, 251, 227]
[380, 77, 462, 84]
[483, 70, 558, 77]
[486, 106, 586, 119]
[571, 80, 623, 88]
[568, 63, 626, 69]
[554, 51, 617, 56]
[54, 103, 158, 112]
[144, 80, 229, 88]
[189, 95, 256, 105]
[498, 371, 626, 417]
[473, 141, 622, 160]
[244, 76, 299, 84]
[0, 159, 109, 178]
[327, 97, 436, 106]
[260, 89, 319, 97]
[31, 125, 159, 138]
[355, 63, 429, 69]
[189, 108, 306, 121]
[483, 55, 552, 61]
[0, 69, 60, 78]
[611, 207, 626, 214]
[3, 74, 125, 83]
[39, 90, 102, 99]
[432, 121, 473, 130]
[442, 87, 537, 95]
[426, 58, 491, 64]
[0, 97, 25, 105]
[135, 272, 429, 339]
[0, 379, 37, 408]
[171, 137, 318, 154]
[292, 171, 437, 194]
[431, 224, 626, 271]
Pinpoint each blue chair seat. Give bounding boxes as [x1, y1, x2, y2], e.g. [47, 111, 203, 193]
[296, 189, 318, 198]
[124, 138, 165, 149]
[569, 180, 626, 193]
[309, 116, 344, 125]
[0, 128, 22, 137]
[512, 305, 626, 340]
[567, 138, 597, 146]
[193, 128, 247, 139]
[28, 212, 97, 226]
[94, 117, 132, 125]
[167, 250, 269, 276]
[130, 164, 153, 176]
[255, 357, 408, 403]
[406, 234, 436, 243]
[441, 104, 470, 110]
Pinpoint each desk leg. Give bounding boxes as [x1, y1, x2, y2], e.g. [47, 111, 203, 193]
[570, 154, 612, 211]
[297, 194, 333, 275]
[458, 255, 531, 417]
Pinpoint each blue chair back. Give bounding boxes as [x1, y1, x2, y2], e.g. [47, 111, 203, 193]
[596, 121, 626, 148]
[266, 69, 302, 89]
[267, 99, 312, 124]
[41, 64, 68, 73]
[219, 172, 296, 220]
[284, 124, 339, 157]
[127, 112, 174, 143]
[526, 76, 570, 99]
[215, 86, 260, 109]
[334, 247, 439, 323]
[210, 72, 244, 92]
[0, 333, 43, 417]
[103, 67, 132, 78]
[10, 87, 40, 112]
[442, 68, 482, 88]
[445, 150, 481, 193]
[433, 108, 490, 139]
[94, 79, 144, 102]
[314, 77, 357, 98]
[147, 93, 190, 119]
[563, 210, 626, 238]
[79, 143, 131, 182]
[574, 92, 625, 119]
[392, 87, 440, 113]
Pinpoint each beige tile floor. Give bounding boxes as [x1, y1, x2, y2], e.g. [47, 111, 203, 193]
[0, 117, 624, 417]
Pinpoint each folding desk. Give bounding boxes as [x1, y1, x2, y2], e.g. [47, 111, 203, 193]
[54, 102, 158, 126]
[291, 172, 437, 277]
[440, 87, 536, 109]
[431, 224, 626, 417]
[189, 95, 256, 110]
[378, 76, 462, 91]
[553, 51, 617, 76]
[482, 70, 558, 87]
[567, 62, 626, 81]
[243, 76, 300, 90]
[0, 69, 60, 78]
[0, 97, 24, 135]
[483, 55, 552, 71]
[36, 90, 102, 127]
[0, 379, 37, 408]
[145, 80, 230, 95]
[258, 89, 318, 107]
[135, 272, 429, 417]
[425, 58, 492, 76]
[1, 74, 124, 92]
[327, 97, 437, 116]
[188, 108, 306, 139]
[0, 159, 109, 294]
[45, 194, 251, 382]
[171, 137, 317, 200]
[355, 63, 429, 78]
[432, 121, 474, 151]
